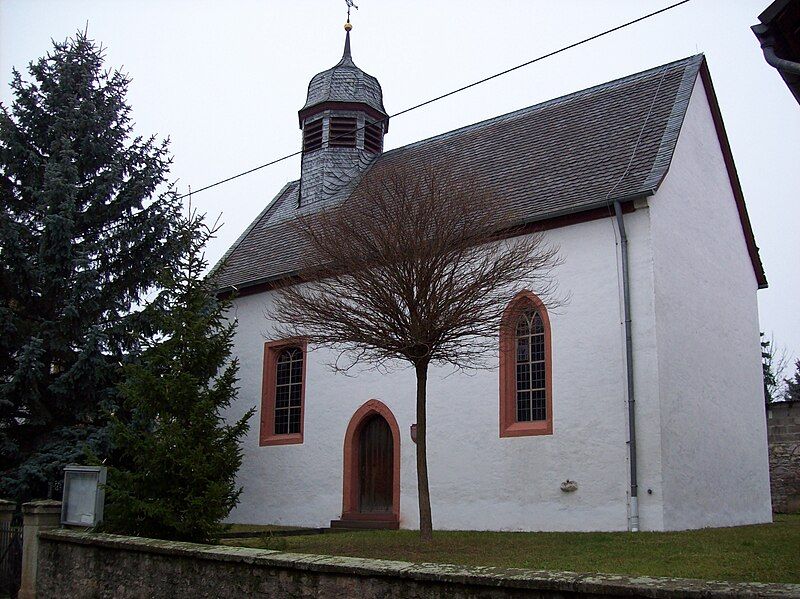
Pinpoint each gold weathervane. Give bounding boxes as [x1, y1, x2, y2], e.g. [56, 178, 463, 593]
[345, 0, 358, 30]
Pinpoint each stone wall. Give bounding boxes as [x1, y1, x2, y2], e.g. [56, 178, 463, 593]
[36, 530, 800, 598]
[767, 400, 800, 513]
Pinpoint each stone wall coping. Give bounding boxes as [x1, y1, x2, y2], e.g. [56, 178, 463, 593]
[768, 400, 799, 409]
[0, 499, 16, 510]
[22, 500, 62, 515]
[39, 529, 800, 598]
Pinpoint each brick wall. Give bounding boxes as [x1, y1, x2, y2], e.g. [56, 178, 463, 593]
[767, 400, 800, 513]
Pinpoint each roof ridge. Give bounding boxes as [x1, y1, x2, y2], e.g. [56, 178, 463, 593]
[381, 54, 704, 159]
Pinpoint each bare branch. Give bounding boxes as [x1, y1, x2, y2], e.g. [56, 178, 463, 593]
[267, 161, 563, 372]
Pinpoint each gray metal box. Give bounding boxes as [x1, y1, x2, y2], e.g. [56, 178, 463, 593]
[61, 465, 106, 527]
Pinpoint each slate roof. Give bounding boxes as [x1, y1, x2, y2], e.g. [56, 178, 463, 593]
[300, 31, 387, 118]
[214, 55, 710, 291]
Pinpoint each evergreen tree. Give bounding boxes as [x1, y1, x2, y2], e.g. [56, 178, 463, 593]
[785, 360, 800, 402]
[0, 32, 186, 500]
[103, 214, 254, 543]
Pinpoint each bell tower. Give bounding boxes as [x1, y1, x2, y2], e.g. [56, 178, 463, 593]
[298, 22, 388, 206]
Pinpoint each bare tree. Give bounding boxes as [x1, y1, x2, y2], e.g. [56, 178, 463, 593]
[269, 163, 561, 541]
[762, 332, 790, 403]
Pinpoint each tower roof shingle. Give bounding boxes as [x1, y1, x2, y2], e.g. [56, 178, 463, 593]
[300, 31, 387, 120]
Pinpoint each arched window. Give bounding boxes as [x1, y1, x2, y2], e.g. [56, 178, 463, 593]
[260, 339, 307, 446]
[499, 292, 553, 437]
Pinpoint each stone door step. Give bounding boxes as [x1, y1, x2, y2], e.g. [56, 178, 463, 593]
[329, 518, 399, 530]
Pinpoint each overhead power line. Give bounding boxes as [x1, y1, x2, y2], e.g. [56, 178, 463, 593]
[179, 0, 692, 200]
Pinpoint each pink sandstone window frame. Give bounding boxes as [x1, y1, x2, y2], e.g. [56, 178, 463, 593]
[499, 291, 553, 438]
[259, 338, 308, 446]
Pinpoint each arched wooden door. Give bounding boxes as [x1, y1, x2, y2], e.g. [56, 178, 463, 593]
[334, 399, 400, 529]
[358, 415, 393, 513]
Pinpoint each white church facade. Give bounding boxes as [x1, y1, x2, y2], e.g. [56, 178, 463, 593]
[214, 29, 772, 532]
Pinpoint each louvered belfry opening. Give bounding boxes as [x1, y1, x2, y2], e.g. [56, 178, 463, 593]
[329, 116, 358, 148]
[297, 27, 389, 205]
[364, 121, 383, 154]
[302, 118, 323, 153]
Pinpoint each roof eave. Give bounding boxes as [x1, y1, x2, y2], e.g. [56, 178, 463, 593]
[298, 101, 389, 131]
[751, 21, 800, 105]
[215, 194, 652, 298]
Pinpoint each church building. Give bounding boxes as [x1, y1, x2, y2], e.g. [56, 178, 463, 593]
[213, 25, 772, 532]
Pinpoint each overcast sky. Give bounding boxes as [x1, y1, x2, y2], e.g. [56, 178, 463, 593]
[2, 0, 798, 366]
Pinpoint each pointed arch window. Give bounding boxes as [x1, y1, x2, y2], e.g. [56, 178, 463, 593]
[260, 339, 307, 446]
[499, 292, 553, 437]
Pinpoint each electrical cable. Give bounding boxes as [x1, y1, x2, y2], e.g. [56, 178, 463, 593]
[178, 0, 692, 200]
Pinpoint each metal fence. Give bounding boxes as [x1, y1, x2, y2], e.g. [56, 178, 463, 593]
[0, 514, 22, 599]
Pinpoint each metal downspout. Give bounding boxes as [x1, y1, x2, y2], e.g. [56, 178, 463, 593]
[614, 200, 639, 532]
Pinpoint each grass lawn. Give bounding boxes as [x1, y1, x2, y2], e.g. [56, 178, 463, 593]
[221, 515, 800, 584]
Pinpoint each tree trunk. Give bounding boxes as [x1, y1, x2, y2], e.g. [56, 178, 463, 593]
[415, 361, 433, 541]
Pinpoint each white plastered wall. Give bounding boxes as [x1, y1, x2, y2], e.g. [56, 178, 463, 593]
[222, 210, 668, 532]
[648, 76, 772, 529]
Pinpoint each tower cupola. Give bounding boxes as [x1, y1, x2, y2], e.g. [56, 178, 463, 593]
[298, 24, 388, 206]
